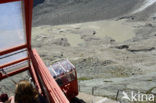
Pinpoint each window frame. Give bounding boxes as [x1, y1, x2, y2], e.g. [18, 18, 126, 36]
[0, 0, 33, 80]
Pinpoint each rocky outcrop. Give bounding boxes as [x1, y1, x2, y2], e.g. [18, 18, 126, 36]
[127, 47, 155, 52]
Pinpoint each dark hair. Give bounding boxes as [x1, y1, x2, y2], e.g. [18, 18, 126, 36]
[15, 80, 39, 103]
[0, 94, 8, 102]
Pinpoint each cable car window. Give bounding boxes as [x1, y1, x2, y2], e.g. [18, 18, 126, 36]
[66, 73, 72, 82]
[70, 71, 76, 81]
[67, 71, 75, 82]
[48, 66, 57, 78]
[52, 63, 65, 76]
[0, 1, 26, 50]
[60, 60, 74, 72]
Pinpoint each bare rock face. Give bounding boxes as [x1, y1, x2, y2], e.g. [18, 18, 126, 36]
[115, 45, 129, 49]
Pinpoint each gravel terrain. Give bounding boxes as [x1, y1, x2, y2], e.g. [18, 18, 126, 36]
[31, 18, 156, 102]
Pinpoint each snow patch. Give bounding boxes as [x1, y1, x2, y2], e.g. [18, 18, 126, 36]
[132, 0, 156, 14]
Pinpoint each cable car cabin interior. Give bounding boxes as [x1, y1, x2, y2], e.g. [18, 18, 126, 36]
[0, 0, 78, 103]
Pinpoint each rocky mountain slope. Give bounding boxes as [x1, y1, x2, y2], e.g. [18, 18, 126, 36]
[31, 18, 156, 102]
[33, 0, 156, 26]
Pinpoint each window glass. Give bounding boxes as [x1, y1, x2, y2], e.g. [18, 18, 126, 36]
[48, 66, 57, 78]
[0, 1, 26, 50]
[0, 49, 28, 65]
[65, 72, 75, 83]
[60, 60, 74, 72]
[70, 71, 75, 80]
[2, 60, 28, 74]
[48, 59, 75, 78]
[52, 63, 65, 76]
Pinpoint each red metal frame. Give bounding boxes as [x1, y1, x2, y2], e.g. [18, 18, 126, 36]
[0, 44, 27, 56]
[0, 0, 20, 4]
[24, 0, 33, 51]
[29, 64, 42, 93]
[0, 0, 33, 90]
[30, 49, 69, 103]
[0, 66, 29, 80]
[0, 57, 29, 69]
[0, 0, 32, 76]
[0, 0, 34, 83]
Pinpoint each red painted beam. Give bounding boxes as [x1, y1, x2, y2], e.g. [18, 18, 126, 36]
[30, 49, 69, 103]
[0, 0, 20, 4]
[0, 66, 29, 80]
[0, 57, 29, 69]
[29, 64, 42, 93]
[0, 44, 27, 56]
[24, 0, 33, 51]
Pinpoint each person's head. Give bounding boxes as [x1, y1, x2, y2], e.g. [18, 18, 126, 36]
[15, 80, 39, 103]
[0, 94, 8, 102]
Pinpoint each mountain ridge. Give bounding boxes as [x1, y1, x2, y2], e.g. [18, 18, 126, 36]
[32, 0, 156, 26]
